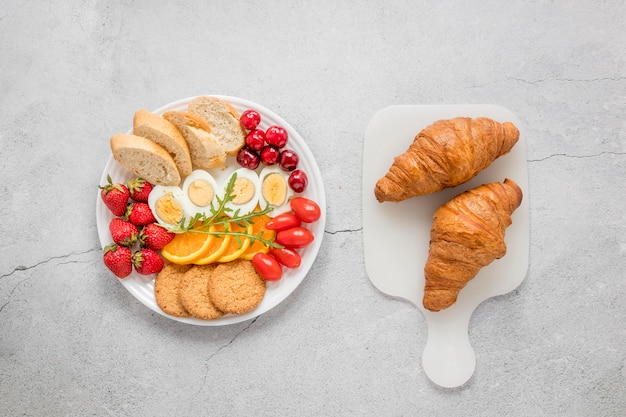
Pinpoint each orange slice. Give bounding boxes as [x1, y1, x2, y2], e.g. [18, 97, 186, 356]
[217, 222, 252, 263]
[240, 213, 276, 261]
[161, 222, 214, 265]
[194, 224, 231, 265]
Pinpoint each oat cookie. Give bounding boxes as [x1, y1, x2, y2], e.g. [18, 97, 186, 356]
[179, 264, 224, 320]
[154, 262, 193, 317]
[208, 259, 266, 315]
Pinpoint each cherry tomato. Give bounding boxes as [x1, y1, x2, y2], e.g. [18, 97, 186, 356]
[269, 247, 302, 268]
[276, 227, 314, 249]
[265, 213, 301, 231]
[252, 252, 282, 281]
[290, 197, 321, 223]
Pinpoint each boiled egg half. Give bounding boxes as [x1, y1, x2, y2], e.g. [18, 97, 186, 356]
[222, 168, 261, 217]
[182, 169, 219, 216]
[147, 185, 193, 228]
[258, 165, 295, 217]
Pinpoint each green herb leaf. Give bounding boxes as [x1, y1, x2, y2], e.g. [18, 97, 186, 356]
[164, 172, 281, 249]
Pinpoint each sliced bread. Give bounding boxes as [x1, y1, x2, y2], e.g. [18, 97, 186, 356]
[162, 110, 227, 169]
[187, 96, 246, 156]
[110, 133, 181, 186]
[133, 109, 193, 177]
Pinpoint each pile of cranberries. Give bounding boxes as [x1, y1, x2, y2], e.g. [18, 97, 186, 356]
[237, 109, 308, 193]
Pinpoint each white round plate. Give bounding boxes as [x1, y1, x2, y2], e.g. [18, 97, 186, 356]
[96, 95, 326, 325]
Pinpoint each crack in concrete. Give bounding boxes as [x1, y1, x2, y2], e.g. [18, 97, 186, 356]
[195, 317, 258, 396]
[528, 150, 626, 163]
[0, 276, 30, 314]
[325, 227, 362, 235]
[509, 76, 626, 85]
[1, 248, 98, 280]
[468, 76, 626, 89]
[0, 248, 98, 314]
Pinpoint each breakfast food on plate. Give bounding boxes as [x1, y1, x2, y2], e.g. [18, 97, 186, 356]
[110, 133, 181, 186]
[188, 96, 246, 155]
[101, 98, 323, 321]
[162, 110, 227, 169]
[374, 117, 519, 203]
[154, 262, 193, 317]
[179, 264, 225, 320]
[422, 179, 523, 312]
[207, 259, 266, 314]
[133, 109, 193, 177]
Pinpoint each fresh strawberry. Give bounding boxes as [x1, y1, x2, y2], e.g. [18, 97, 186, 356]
[109, 218, 138, 247]
[127, 177, 153, 203]
[139, 223, 175, 250]
[125, 202, 156, 226]
[99, 175, 130, 216]
[103, 243, 133, 278]
[132, 248, 164, 275]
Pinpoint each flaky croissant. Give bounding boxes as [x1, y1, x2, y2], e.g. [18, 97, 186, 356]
[423, 179, 523, 312]
[375, 117, 519, 203]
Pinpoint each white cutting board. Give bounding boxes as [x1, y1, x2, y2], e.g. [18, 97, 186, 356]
[362, 105, 529, 388]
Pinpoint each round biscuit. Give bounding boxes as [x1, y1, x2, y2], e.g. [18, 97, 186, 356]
[208, 259, 266, 315]
[154, 262, 193, 318]
[179, 265, 224, 320]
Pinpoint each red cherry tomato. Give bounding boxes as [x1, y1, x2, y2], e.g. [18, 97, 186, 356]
[290, 197, 321, 223]
[265, 213, 302, 231]
[276, 227, 314, 249]
[252, 252, 283, 281]
[269, 247, 302, 268]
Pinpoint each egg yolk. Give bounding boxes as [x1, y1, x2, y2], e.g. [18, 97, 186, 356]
[155, 193, 184, 224]
[188, 180, 214, 207]
[231, 177, 255, 205]
[262, 173, 287, 206]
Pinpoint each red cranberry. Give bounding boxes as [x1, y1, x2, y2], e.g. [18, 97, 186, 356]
[245, 129, 266, 151]
[279, 149, 299, 171]
[240, 110, 261, 130]
[265, 125, 288, 148]
[288, 169, 308, 193]
[260, 145, 280, 165]
[237, 148, 260, 170]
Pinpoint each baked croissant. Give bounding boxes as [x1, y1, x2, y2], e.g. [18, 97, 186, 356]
[423, 179, 523, 312]
[375, 117, 519, 203]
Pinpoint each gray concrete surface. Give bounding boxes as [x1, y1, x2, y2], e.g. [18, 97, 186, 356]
[1, 1, 624, 416]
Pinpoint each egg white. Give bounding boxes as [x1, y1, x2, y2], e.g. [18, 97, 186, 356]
[182, 169, 219, 216]
[258, 165, 295, 217]
[147, 185, 193, 228]
[222, 168, 261, 217]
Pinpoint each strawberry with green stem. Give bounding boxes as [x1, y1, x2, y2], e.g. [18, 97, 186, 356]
[139, 223, 175, 250]
[100, 175, 130, 216]
[132, 248, 164, 275]
[103, 243, 133, 278]
[127, 177, 153, 203]
[109, 218, 138, 247]
[125, 202, 156, 226]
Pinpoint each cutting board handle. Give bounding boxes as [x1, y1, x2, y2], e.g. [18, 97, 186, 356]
[421, 308, 476, 388]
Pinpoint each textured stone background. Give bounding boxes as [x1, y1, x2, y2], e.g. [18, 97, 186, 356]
[1, 1, 624, 416]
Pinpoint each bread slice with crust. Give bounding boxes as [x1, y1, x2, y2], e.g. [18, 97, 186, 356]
[187, 96, 246, 156]
[133, 109, 193, 177]
[110, 133, 181, 186]
[162, 110, 227, 169]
